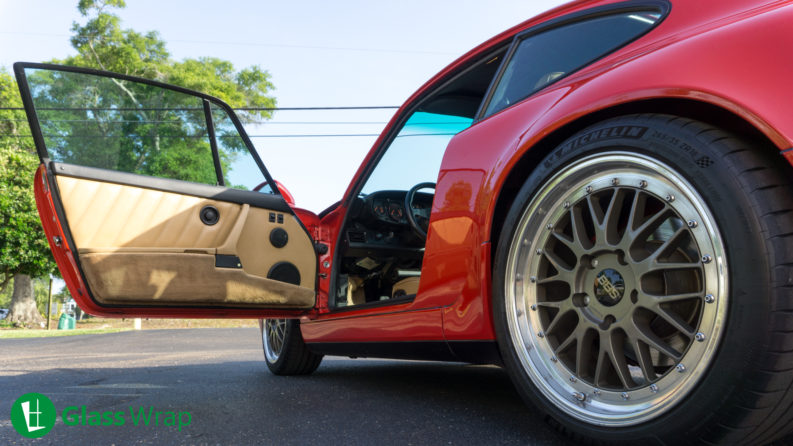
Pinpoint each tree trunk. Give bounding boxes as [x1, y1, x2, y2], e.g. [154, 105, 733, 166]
[6, 274, 44, 326]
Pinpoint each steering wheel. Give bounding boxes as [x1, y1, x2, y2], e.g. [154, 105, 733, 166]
[405, 182, 435, 240]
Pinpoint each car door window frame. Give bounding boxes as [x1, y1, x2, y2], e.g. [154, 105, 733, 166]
[328, 45, 510, 312]
[14, 62, 280, 195]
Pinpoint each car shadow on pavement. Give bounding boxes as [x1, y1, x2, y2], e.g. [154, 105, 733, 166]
[0, 357, 572, 445]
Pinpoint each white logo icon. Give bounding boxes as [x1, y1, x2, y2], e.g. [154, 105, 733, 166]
[21, 398, 46, 433]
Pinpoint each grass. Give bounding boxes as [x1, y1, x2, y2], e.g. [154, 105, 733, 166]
[0, 327, 129, 338]
[0, 316, 259, 338]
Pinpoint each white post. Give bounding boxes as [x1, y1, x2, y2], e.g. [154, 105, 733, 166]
[133, 318, 141, 330]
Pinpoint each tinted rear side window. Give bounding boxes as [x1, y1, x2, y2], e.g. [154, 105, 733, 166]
[482, 11, 661, 117]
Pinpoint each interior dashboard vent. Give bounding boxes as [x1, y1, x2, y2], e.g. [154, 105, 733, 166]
[348, 231, 366, 243]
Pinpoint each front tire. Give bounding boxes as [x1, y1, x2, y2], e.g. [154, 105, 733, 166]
[493, 114, 793, 444]
[260, 318, 323, 375]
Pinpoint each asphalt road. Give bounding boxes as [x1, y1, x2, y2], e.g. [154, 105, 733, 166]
[0, 328, 574, 445]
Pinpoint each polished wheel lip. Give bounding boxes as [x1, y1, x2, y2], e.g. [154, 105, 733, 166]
[263, 318, 287, 363]
[504, 152, 728, 427]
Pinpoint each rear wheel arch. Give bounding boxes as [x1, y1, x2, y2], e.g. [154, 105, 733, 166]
[488, 98, 784, 268]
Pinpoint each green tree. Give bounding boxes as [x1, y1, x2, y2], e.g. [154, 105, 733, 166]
[2, 0, 277, 324]
[0, 72, 56, 325]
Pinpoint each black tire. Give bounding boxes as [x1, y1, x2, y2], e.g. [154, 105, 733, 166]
[260, 318, 323, 375]
[492, 114, 793, 445]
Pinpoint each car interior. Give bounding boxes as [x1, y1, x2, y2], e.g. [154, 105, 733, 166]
[332, 47, 508, 308]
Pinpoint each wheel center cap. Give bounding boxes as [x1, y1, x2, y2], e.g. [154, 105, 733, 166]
[594, 268, 625, 306]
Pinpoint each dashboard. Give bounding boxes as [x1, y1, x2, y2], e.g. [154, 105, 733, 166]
[364, 190, 432, 227]
[343, 190, 433, 257]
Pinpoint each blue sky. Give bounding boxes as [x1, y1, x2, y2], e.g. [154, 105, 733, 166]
[1, 0, 567, 211]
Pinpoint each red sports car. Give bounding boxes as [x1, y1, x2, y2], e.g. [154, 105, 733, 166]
[15, 0, 793, 443]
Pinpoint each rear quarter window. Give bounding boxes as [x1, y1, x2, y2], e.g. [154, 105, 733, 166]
[482, 11, 662, 117]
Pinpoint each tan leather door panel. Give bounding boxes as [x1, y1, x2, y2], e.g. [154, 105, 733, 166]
[57, 176, 316, 308]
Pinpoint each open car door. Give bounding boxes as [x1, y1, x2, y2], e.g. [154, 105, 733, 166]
[14, 63, 318, 318]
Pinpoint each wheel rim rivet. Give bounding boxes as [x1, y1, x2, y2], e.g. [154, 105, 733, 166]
[530, 304, 537, 311]
[676, 364, 686, 373]
[586, 186, 593, 194]
[573, 392, 586, 402]
[323, 261, 330, 268]
[666, 194, 675, 202]
[536, 249, 542, 255]
[639, 180, 648, 188]
[702, 254, 713, 264]
[611, 178, 619, 186]
[569, 376, 577, 383]
[522, 239, 530, 246]
[695, 332, 706, 342]
[621, 392, 630, 400]
[563, 201, 570, 209]
[687, 220, 698, 228]
[593, 388, 601, 396]
[649, 384, 658, 393]
[546, 223, 553, 230]
[550, 356, 558, 363]
[530, 276, 537, 283]
[538, 331, 545, 338]
[704, 294, 715, 303]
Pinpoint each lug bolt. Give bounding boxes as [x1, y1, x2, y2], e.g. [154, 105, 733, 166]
[665, 194, 675, 202]
[639, 180, 648, 188]
[573, 392, 586, 402]
[676, 364, 686, 373]
[695, 332, 706, 342]
[704, 294, 715, 303]
[530, 304, 537, 311]
[591, 259, 599, 268]
[702, 254, 713, 264]
[611, 178, 619, 186]
[621, 392, 630, 400]
[687, 220, 698, 228]
[649, 384, 658, 393]
[586, 186, 593, 194]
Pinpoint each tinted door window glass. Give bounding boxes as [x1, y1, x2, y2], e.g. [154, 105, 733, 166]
[483, 12, 661, 116]
[23, 67, 270, 192]
[24, 68, 219, 184]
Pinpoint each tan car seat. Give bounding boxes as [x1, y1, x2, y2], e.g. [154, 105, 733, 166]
[392, 276, 420, 298]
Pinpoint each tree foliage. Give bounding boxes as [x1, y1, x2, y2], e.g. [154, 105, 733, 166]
[0, 72, 56, 292]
